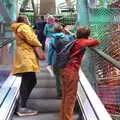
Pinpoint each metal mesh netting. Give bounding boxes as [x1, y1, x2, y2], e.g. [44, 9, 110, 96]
[90, 23, 120, 61]
[90, 7, 120, 120]
[77, 0, 120, 119]
[93, 51, 120, 119]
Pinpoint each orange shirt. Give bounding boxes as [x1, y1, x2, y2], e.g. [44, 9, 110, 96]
[66, 38, 100, 70]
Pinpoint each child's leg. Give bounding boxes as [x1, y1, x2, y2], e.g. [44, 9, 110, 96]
[45, 37, 55, 77]
[53, 66, 61, 97]
[46, 65, 55, 77]
[60, 67, 79, 120]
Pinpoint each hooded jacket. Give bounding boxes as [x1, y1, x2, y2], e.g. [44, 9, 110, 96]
[47, 32, 72, 65]
[11, 23, 42, 75]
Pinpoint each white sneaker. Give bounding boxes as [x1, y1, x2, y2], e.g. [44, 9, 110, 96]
[16, 107, 38, 116]
[46, 65, 55, 77]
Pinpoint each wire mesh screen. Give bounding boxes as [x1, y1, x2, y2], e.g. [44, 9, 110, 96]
[77, 0, 120, 119]
[92, 51, 120, 119]
[90, 23, 120, 61]
[89, 7, 120, 120]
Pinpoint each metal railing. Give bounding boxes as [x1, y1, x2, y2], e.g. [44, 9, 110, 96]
[0, 38, 14, 48]
[0, 75, 21, 120]
[77, 68, 112, 120]
[91, 48, 120, 70]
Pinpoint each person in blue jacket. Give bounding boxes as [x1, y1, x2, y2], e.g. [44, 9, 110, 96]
[48, 23, 74, 98]
[43, 15, 56, 48]
[43, 15, 56, 76]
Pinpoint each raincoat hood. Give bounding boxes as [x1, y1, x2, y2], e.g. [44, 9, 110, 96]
[11, 22, 41, 75]
[11, 23, 25, 32]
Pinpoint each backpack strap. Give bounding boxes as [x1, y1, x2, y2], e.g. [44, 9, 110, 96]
[69, 47, 86, 60]
[58, 40, 77, 55]
[51, 37, 65, 51]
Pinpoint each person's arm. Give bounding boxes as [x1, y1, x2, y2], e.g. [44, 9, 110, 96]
[81, 38, 100, 48]
[19, 24, 42, 47]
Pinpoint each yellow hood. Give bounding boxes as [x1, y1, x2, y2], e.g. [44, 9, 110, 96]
[11, 23, 25, 32]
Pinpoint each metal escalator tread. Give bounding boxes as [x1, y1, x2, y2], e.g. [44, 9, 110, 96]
[13, 113, 79, 120]
[29, 88, 57, 99]
[13, 113, 59, 120]
[26, 99, 61, 113]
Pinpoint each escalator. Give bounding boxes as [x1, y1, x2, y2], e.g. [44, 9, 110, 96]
[0, 37, 116, 120]
[0, 21, 115, 120]
[0, 0, 118, 120]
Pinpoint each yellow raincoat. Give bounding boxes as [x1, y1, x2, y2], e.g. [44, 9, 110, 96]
[11, 23, 42, 75]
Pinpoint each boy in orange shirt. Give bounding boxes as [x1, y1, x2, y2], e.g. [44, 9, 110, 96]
[60, 26, 100, 120]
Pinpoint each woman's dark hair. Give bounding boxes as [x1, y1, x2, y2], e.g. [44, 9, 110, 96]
[16, 15, 27, 23]
[40, 15, 44, 20]
[54, 23, 63, 33]
[76, 26, 91, 39]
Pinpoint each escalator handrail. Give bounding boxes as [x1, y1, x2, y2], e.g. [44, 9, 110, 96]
[0, 76, 21, 120]
[77, 69, 112, 120]
[0, 39, 14, 48]
[0, 75, 16, 106]
[90, 48, 120, 70]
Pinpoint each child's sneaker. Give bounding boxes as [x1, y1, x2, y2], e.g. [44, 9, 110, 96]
[46, 65, 55, 77]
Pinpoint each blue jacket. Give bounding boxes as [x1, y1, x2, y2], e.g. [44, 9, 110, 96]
[43, 23, 55, 37]
[48, 33, 73, 65]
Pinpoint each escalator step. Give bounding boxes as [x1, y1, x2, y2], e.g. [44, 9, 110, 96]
[13, 113, 79, 120]
[13, 113, 59, 120]
[26, 99, 61, 113]
[36, 72, 52, 80]
[35, 79, 56, 88]
[29, 88, 57, 99]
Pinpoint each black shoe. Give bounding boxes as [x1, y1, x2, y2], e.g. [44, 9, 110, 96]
[16, 107, 38, 117]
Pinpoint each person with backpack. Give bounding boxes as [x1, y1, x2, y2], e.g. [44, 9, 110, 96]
[59, 26, 100, 120]
[47, 23, 73, 98]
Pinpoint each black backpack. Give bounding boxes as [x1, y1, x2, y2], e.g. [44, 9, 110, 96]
[53, 37, 76, 68]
